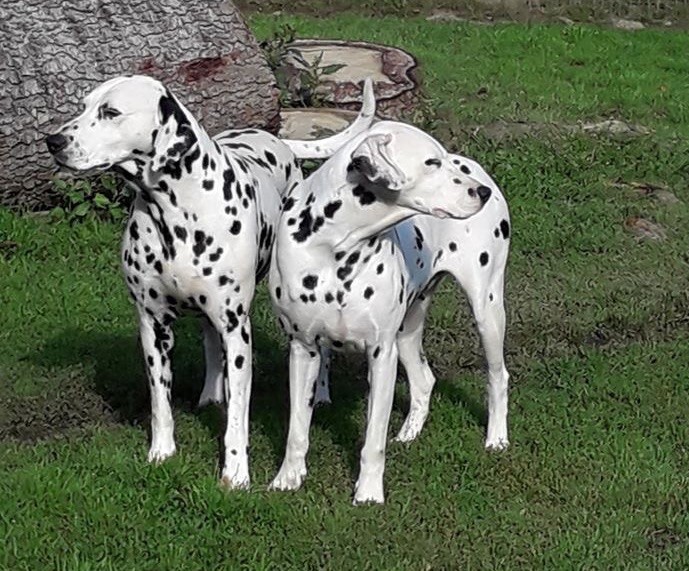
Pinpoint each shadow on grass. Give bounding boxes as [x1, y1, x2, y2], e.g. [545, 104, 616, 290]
[27, 319, 379, 477]
[433, 377, 488, 429]
[26, 316, 490, 478]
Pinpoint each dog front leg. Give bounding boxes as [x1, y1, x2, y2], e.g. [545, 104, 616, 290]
[218, 315, 253, 490]
[138, 311, 176, 463]
[270, 339, 321, 491]
[354, 342, 398, 505]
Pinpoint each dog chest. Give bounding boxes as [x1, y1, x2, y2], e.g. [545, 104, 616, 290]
[270, 244, 413, 348]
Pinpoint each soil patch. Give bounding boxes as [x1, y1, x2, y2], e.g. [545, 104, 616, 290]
[0, 372, 117, 443]
[461, 119, 652, 143]
[624, 216, 667, 241]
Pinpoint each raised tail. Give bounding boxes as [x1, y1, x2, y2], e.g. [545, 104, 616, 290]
[280, 78, 376, 159]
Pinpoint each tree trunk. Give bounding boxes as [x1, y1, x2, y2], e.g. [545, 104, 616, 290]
[0, 0, 279, 210]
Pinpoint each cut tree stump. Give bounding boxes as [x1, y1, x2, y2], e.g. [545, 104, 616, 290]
[0, 0, 279, 210]
[278, 108, 361, 139]
[284, 40, 419, 120]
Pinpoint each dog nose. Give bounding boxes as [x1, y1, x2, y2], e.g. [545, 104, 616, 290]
[46, 133, 68, 155]
[476, 185, 491, 204]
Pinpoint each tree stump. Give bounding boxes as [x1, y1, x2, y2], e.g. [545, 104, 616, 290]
[0, 0, 279, 210]
[278, 108, 360, 139]
[284, 40, 419, 119]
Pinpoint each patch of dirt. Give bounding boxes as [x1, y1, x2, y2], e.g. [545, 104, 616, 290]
[464, 119, 652, 142]
[624, 216, 667, 241]
[579, 119, 652, 137]
[644, 527, 684, 550]
[426, 10, 468, 23]
[607, 180, 680, 204]
[278, 108, 358, 139]
[0, 240, 19, 259]
[574, 291, 689, 352]
[467, 120, 558, 142]
[0, 373, 117, 443]
[611, 17, 645, 30]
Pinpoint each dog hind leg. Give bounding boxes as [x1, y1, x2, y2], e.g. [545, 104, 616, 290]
[463, 274, 510, 451]
[198, 318, 225, 407]
[395, 295, 437, 443]
[313, 345, 332, 405]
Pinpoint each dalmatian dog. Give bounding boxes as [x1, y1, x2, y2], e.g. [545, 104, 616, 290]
[268, 119, 510, 504]
[45, 74, 375, 489]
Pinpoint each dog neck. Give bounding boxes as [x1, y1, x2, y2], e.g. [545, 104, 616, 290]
[113, 115, 229, 261]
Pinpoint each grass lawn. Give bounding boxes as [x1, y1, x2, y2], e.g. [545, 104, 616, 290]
[2, 14, 689, 570]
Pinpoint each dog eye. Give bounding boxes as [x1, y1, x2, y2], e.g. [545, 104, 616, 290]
[424, 158, 441, 167]
[98, 104, 122, 120]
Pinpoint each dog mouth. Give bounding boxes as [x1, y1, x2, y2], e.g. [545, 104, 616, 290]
[51, 154, 72, 169]
[52, 155, 111, 175]
[431, 207, 451, 219]
[430, 205, 481, 220]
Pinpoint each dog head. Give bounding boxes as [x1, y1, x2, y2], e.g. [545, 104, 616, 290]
[347, 122, 491, 219]
[46, 75, 197, 175]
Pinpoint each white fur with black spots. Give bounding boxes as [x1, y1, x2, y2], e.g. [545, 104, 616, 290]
[46, 75, 376, 490]
[269, 106, 510, 504]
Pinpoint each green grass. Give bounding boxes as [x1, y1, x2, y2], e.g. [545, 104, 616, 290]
[2, 15, 689, 570]
[252, 15, 689, 138]
[236, 0, 689, 26]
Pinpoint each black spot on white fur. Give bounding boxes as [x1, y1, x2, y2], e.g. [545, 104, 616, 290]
[303, 275, 318, 289]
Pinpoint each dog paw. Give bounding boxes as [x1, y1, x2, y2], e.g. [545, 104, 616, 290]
[485, 437, 510, 451]
[313, 383, 331, 406]
[353, 483, 385, 505]
[198, 382, 224, 408]
[147, 442, 176, 464]
[197, 393, 223, 408]
[269, 463, 306, 491]
[394, 422, 423, 443]
[394, 413, 427, 443]
[219, 471, 250, 491]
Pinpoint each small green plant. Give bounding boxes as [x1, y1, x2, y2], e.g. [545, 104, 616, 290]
[289, 49, 346, 107]
[51, 174, 131, 224]
[260, 23, 297, 76]
[260, 24, 346, 107]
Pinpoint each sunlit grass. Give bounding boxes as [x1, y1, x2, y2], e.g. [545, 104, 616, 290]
[1, 15, 689, 570]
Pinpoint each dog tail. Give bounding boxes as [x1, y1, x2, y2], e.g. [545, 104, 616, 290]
[281, 77, 376, 160]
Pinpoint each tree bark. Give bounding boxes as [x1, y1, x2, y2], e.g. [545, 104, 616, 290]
[0, 0, 279, 210]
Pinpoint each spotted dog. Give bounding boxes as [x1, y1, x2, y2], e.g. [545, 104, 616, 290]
[45, 75, 375, 489]
[269, 120, 510, 504]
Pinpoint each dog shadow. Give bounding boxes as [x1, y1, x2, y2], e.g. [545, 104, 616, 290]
[31, 317, 488, 482]
[433, 377, 488, 429]
[30, 318, 368, 476]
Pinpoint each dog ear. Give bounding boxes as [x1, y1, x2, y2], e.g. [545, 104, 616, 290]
[151, 90, 197, 173]
[348, 133, 406, 191]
